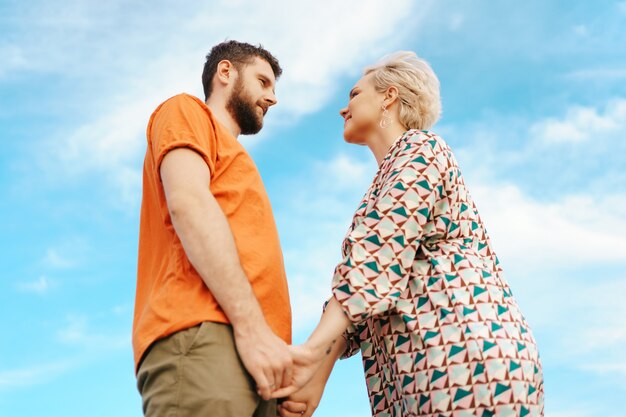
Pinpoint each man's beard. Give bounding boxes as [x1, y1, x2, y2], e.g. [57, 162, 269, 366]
[226, 78, 264, 135]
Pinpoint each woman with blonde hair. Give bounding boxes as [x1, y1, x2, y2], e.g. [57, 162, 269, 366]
[274, 52, 544, 417]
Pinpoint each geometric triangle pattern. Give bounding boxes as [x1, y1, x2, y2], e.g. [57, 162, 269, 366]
[333, 130, 544, 416]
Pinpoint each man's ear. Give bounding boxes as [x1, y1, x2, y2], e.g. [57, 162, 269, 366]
[216, 60, 237, 86]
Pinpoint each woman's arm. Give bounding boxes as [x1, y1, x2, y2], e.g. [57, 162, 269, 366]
[272, 297, 350, 398]
[278, 335, 346, 417]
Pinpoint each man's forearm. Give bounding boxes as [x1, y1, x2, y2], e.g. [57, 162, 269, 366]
[160, 148, 291, 399]
[167, 188, 266, 330]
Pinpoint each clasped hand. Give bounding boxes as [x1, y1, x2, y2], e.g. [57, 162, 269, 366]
[272, 344, 328, 417]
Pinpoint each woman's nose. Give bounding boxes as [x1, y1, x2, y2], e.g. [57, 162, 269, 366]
[339, 107, 348, 118]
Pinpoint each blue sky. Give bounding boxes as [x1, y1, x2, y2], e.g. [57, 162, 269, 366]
[1, 1, 626, 416]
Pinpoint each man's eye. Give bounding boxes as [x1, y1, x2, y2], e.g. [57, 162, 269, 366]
[259, 79, 266, 86]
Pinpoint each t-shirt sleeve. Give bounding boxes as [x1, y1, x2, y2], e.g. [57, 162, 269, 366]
[149, 95, 217, 179]
[331, 137, 449, 323]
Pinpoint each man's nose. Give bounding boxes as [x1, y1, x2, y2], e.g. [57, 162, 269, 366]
[265, 92, 277, 106]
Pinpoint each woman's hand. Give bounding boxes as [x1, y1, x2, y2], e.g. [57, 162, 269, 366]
[272, 344, 322, 398]
[272, 297, 350, 398]
[277, 374, 328, 417]
[277, 336, 345, 417]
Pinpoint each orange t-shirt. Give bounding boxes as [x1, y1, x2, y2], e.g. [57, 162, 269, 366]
[132, 93, 292, 371]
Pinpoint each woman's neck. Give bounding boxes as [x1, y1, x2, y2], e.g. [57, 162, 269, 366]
[367, 125, 408, 166]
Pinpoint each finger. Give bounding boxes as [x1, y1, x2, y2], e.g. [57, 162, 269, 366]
[282, 401, 307, 413]
[271, 384, 299, 399]
[281, 359, 293, 390]
[277, 406, 289, 417]
[278, 405, 306, 417]
[273, 367, 283, 393]
[252, 370, 272, 401]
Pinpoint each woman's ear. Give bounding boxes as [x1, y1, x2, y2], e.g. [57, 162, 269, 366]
[383, 86, 400, 107]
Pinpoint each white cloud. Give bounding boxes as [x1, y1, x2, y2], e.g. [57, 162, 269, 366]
[546, 409, 596, 417]
[282, 146, 626, 346]
[573, 24, 588, 36]
[16, 276, 54, 294]
[0, 43, 29, 79]
[530, 99, 626, 144]
[444, 107, 626, 389]
[449, 13, 465, 31]
[7, 0, 428, 206]
[437, 99, 626, 391]
[57, 314, 129, 351]
[40, 238, 91, 270]
[279, 153, 374, 334]
[0, 359, 78, 390]
[471, 184, 626, 271]
[558, 277, 626, 378]
[565, 68, 626, 81]
[111, 303, 131, 316]
[43, 248, 75, 269]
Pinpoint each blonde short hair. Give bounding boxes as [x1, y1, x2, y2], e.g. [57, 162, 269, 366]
[364, 51, 441, 130]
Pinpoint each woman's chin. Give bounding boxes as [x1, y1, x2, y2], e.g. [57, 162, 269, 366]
[343, 132, 365, 146]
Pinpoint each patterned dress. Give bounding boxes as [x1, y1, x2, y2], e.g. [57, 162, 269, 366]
[332, 130, 544, 417]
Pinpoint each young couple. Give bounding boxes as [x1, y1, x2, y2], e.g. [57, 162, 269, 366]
[132, 40, 544, 417]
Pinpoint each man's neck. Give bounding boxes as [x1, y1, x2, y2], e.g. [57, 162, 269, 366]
[205, 97, 241, 138]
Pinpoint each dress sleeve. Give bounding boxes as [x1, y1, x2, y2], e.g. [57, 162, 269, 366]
[332, 136, 448, 323]
[340, 321, 366, 359]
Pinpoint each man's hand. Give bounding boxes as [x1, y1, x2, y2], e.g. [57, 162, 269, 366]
[234, 323, 293, 401]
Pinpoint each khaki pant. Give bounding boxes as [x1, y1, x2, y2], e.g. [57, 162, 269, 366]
[137, 322, 276, 417]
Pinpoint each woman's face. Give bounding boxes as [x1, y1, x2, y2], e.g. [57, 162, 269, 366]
[339, 73, 384, 145]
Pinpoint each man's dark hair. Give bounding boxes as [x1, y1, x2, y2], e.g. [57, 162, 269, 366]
[202, 40, 282, 101]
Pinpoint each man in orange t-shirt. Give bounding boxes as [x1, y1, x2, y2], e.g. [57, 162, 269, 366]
[133, 41, 292, 417]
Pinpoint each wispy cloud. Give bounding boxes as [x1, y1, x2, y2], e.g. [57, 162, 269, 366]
[0, 43, 28, 79]
[573, 24, 589, 37]
[5, 0, 428, 208]
[471, 184, 626, 270]
[56, 314, 129, 351]
[448, 13, 465, 31]
[0, 359, 78, 390]
[530, 99, 626, 144]
[558, 277, 626, 379]
[438, 99, 626, 388]
[43, 248, 76, 269]
[565, 67, 626, 81]
[278, 153, 374, 334]
[546, 409, 596, 417]
[16, 275, 55, 294]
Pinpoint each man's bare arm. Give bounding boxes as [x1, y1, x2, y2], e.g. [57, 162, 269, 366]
[160, 147, 292, 400]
